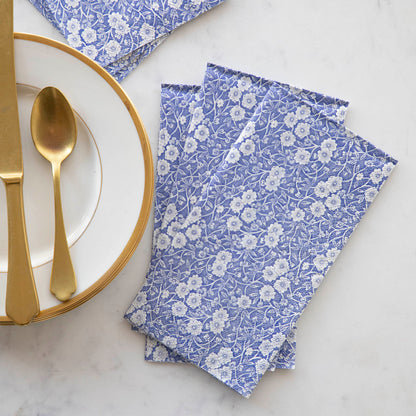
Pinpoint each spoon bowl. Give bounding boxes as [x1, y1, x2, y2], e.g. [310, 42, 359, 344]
[31, 86, 78, 302]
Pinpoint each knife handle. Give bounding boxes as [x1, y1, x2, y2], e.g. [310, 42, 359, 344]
[5, 179, 40, 325]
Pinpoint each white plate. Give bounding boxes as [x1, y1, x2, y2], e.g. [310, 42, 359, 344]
[0, 34, 153, 324]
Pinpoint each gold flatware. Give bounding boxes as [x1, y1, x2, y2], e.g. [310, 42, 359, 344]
[0, 0, 40, 325]
[31, 87, 77, 302]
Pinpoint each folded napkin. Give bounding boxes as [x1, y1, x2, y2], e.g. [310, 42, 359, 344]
[126, 64, 350, 371]
[27, 0, 226, 81]
[126, 72, 396, 396]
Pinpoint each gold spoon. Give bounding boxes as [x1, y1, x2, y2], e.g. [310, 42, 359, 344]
[31, 87, 77, 302]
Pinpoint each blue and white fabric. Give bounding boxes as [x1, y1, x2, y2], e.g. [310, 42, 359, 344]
[27, 0, 226, 81]
[129, 64, 349, 370]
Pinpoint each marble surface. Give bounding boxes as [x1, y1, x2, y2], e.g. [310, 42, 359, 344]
[1, 0, 415, 414]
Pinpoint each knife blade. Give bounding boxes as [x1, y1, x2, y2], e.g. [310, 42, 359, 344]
[0, 0, 39, 325]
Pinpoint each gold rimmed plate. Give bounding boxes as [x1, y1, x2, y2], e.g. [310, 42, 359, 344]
[0, 33, 153, 324]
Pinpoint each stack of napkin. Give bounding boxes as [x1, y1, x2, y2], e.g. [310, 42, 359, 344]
[27, 0, 226, 81]
[125, 63, 397, 397]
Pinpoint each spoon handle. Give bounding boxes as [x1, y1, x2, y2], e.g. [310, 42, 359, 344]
[50, 162, 77, 301]
[4, 179, 40, 324]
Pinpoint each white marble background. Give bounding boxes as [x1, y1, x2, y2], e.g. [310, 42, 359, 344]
[1, 0, 415, 414]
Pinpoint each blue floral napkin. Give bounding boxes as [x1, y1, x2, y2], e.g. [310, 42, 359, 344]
[134, 64, 350, 371]
[27, 0, 226, 80]
[125, 65, 396, 397]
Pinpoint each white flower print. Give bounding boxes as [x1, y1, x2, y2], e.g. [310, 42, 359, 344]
[168, 0, 183, 8]
[156, 233, 170, 250]
[291, 208, 305, 222]
[241, 190, 257, 204]
[256, 359, 270, 374]
[280, 131, 296, 146]
[382, 162, 394, 177]
[321, 138, 337, 152]
[187, 275, 202, 290]
[295, 105, 311, 120]
[188, 207, 202, 224]
[210, 319, 225, 334]
[153, 346, 168, 361]
[311, 273, 323, 289]
[81, 28, 97, 43]
[263, 265, 278, 281]
[365, 187, 378, 202]
[325, 194, 341, 211]
[294, 149, 311, 165]
[205, 353, 220, 369]
[241, 234, 258, 249]
[105, 40, 121, 57]
[167, 221, 181, 237]
[217, 99, 224, 107]
[175, 283, 189, 298]
[259, 340, 274, 356]
[165, 145, 179, 161]
[216, 367, 232, 382]
[265, 174, 280, 191]
[274, 277, 291, 294]
[68, 34, 82, 48]
[108, 12, 123, 28]
[184, 137, 197, 153]
[171, 301, 187, 317]
[237, 76, 252, 91]
[274, 258, 289, 276]
[115, 20, 130, 36]
[66, 18, 80, 34]
[237, 295, 251, 309]
[271, 332, 286, 347]
[370, 169, 383, 184]
[326, 176, 342, 193]
[241, 93, 256, 109]
[315, 181, 329, 198]
[294, 122, 310, 138]
[192, 107, 204, 125]
[216, 251, 232, 263]
[187, 319, 203, 336]
[317, 149, 332, 164]
[270, 120, 278, 128]
[284, 112, 297, 128]
[132, 292, 146, 308]
[259, 285, 275, 302]
[240, 139, 255, 156]
[195, 124, 209, 141]
[326, 248, 340, 262]
[241, 207, 256, 223]
[270, 166, 286, 179]
[164, 203, 177, 223]
[64, 0, 79, 7]
[172, 232, 187, 248]
[313, 255, 328, 271]
[82, 45, 98, 60]
[162, 336, 177, 350]
[336, 106, 347, 122]
[159, 127, 170, 147]
[185, 224, 202, 241]
[139, 23, 156, 42]
[225, 147, 241, 164]
[264, 233, 280, 248]
[157, 160, 170, 176]
[218, 347, 233, 365]
[133, 310, 146, 325]
[268, 222, 283, 236]
[241, 121, 256, 138]
[310, 201, 326, 217]
[230, 197, 244, 212]
[230, 105, 245, 122]
[186, 293, 202, 309]
[228, 87, 241, 102]
[212, 261, 227, 277]
[227, 216, 242, 232]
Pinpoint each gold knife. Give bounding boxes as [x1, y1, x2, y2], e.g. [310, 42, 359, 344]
[0, 0, 39, 325]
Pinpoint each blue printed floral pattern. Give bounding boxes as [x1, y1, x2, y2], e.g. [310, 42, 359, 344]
[28, 0, 226, 80]
[125, 74, 396, 397]
[132, 64, 349, 369]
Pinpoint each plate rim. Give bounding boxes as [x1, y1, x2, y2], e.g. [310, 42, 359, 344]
[0, 32, 154, 325]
